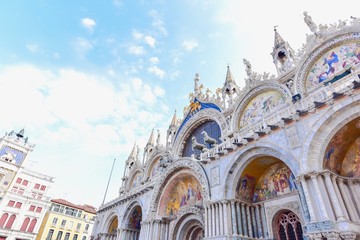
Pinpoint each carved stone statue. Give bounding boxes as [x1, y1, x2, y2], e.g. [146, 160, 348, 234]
[243, 58, 252, 77]
[303, 11, 318, 33]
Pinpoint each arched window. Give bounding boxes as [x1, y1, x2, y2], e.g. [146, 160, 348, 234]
[276, 211, 303, 240]
[20, 217, 30, 231]
[5, 214, 16, 229]
[27, 218, 37, 232]
[0, 213, 9, 227]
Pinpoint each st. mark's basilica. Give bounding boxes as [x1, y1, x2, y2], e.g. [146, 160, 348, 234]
[91, 13, 360, 240]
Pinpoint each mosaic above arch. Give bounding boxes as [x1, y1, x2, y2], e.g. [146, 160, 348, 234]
[130, 171, 142, 189]
[324, 117, 360, 177]
[159, 173, 203, 217]
[236, 158, 296, 203]
[306, 41, 360, 90]
[296, 33, 360, 94]
[238, 90, 286, 128]
[175, 98, 221, 141]
[126, 206, 142, 230]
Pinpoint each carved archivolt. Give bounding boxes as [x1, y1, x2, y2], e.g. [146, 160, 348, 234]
[120, 200, 142, 228]
[295, 32, 360, 95]
[232, 83, 292, 131]
[169, 206, 204, 240]
[148, 158, 210, 217]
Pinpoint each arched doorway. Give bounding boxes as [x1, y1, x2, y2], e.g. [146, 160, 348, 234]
[274, 211, 303, 240]
[173, 213, 204, 240]
[123, 205, 142, 240]
[107, 216, 118, 240]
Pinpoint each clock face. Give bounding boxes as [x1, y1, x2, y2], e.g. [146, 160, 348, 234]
[0, 146, 26, 165]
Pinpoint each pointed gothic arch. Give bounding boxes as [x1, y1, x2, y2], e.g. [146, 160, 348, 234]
[273, 210, 304, 240]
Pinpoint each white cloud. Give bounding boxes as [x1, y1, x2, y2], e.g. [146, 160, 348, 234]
[81, 18, 96, 31]
[0, 64, 171, 206]
[26, 43, 40, 53]
[144, 35, 156, 48]
[149, 57, 160, 65]
[132, 30, 144, 41]
[148, 10, 168, 36]
[73, 37, 93, 54]
[113, 0, 122, 8]
[182, 40, 199, 52]
[147, 66, 165, 79]
[128, 45, 146, 55]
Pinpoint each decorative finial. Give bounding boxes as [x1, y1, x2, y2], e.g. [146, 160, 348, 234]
[273, 25, 278, 32]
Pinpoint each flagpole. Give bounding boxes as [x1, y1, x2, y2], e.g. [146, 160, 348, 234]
[102, 158, 116, 205]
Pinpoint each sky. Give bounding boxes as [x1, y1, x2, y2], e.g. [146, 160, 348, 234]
[0, 0, 359, 208]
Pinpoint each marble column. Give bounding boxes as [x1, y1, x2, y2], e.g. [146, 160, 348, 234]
[236, 202, 242, 236]
[230, 201, 238, 235]
[261, 204, 268, 238]
[222, 201, 230, 235]
[348, 181, 360, 213]
[219, 202, 224, 235]
[338, 179, 359, 221]
[211, 204, 215, 237]
[241, 203, 248, 237]
[310, 174, 329, 220]
[323, 172, 345, 220]
[205, 205, 209, 237]
[215, 203, 220, 236]
[300, 175, 316, 221]
[255, 205, 263, 238]
[332, 175, 349, 220]
[246, 205, 253, 238]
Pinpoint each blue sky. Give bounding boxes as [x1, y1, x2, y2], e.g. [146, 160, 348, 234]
[0, 0, 359, 207]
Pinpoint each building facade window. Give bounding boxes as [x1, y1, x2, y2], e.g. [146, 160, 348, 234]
[15, 202, 22, 208]
[27, 218, 37, 233]
[61, 219, 67, 228]
[73, 234, 78, 240]
[46, 229, 54, 240]
[5, 214, 16, 229]
[76, 223, 81, 231]
[16, 178, 22, 183]
[0, 213, 9, 227]
[35, 207, 42, 213]
[64, 233, 70, 240]
[29, 205, 36, 211]
[40, 185, 46, 191]
[7, 200, 15, 207]
[56, 230, 63, 240]
[52, 217, 58, 226]
[34, 183, 40, 189]
[20, 217, 30, 231]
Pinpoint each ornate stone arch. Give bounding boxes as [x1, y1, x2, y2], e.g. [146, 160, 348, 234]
[224, 142, 300, 199]
[127, 169, 144, 190]
[232, 83, 292, 131]
[120, 200, 143, 229]
[301, 96, 360, 172]
[101, 210, 119, 234]
[169, 207, 204, 240]
[267, 202, 304, 239]
[172, 108, 228, 157]
[295, 31, 360, 95]
[144, 153, 163, 180]
[147, 158, 211, 217]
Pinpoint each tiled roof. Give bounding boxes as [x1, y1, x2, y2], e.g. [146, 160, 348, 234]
[51, 198, 97, 214]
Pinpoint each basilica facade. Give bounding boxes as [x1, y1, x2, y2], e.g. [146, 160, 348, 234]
[91, 14, 360, 240]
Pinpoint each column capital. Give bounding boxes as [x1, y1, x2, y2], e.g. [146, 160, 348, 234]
[322, 231, 340, 240]
[340, 232, 357, 240]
